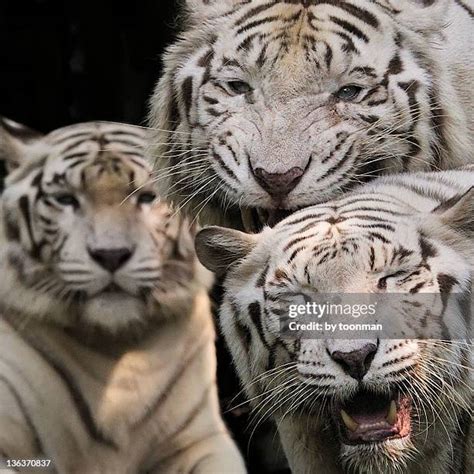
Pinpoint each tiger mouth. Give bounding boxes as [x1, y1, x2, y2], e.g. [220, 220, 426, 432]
[240, 207, 296, 232]
[333, 389, 412, 445]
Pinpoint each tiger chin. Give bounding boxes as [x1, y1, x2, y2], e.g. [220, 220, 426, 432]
[0, 118, 245, 474]
[196, 169, 473, 474]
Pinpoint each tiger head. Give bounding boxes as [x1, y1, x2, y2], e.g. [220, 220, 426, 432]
[196, 185, 473, 473]
[0, 118, 206, 337]
[151, 0, 470, 230]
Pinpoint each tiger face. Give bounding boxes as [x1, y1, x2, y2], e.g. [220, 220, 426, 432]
[196, 185, 473, 473]
[151, 0, 472, 230]
[0, 119, 197, 334]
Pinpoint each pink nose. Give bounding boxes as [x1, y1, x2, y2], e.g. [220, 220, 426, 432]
[253, 167, 304, 199]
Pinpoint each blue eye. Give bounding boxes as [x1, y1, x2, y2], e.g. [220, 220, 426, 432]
[227, 80, 252, 95]
[54, 194, 79, 207]
[336, 85, 363, 102]
[137, 192, 157, 205]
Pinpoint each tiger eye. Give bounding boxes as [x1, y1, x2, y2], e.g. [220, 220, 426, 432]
[336, 85, 363, 102]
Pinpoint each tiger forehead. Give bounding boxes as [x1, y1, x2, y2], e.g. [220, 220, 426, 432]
[82, 156, 138, 196]
[42, 146, 151, 197]
[214, 2, 390, 94]
[225, 0, 386, 52]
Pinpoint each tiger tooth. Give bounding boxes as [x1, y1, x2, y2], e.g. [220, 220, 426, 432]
[386, 400, 397, 425]
[341, 410, 359, 432]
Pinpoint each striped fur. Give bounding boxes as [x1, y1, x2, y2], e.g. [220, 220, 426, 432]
[0, 119, 245, 474]
[196, 168, 473, 473]
[150, 0, 473, 229]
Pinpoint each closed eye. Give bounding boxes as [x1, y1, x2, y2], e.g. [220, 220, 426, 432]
[226, 80, 252, 95]
[137, 191, 157, 205]
[52, 193, 80, 208]
[377, 271, 408, 290]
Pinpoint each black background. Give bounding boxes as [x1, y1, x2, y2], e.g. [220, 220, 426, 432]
[0, 0, 178, 132]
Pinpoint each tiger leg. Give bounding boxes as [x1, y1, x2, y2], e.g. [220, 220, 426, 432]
[0, 378, 46, 474]
[151, 433, 246, 474]
[0, 378, 41, 460]
[185, 433, 246, 474]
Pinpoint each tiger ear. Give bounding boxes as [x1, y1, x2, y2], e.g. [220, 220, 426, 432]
[389, 0, 451, 33]
[195, 226, 258, 276]
[0, 117, 44, 173]
[432, 187, 474, 237]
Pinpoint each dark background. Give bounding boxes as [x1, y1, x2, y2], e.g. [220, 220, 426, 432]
[0, 0, 178, 132]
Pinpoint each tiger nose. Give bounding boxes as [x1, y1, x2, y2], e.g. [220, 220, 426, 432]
[88, 247, 133, 273]
[330, 343, 378, 381]
[253, 167, 304, 199]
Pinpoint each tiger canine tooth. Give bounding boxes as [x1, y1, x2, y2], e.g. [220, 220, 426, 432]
[386, 400, 397, 425]
[341, 410, 359, 432]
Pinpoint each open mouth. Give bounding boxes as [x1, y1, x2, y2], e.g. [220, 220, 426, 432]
[334, 389, 412, 445]
[240, 207, 296, 232]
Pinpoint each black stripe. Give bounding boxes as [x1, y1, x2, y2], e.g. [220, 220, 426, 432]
[212, 149, 238, 182]
[318, 143, 354, 181]
[181, 77, 194, 123]
[18, 195, 39, 258]
[256, 43, 268, 67]
[0, 375, 43, 454]
[387, 54, 403, 75]
[324, 43, 333, 69]
[256, 264, 269, 287]
[320, 1, 379, 28]
[238, 32, 260, 51]
[409, 281, 426, 293]
[61, 138, 90, 155]
[104, 129, 146, 140]
[234, 1, 277, 27]
[282, 212, 328, 227]
[236, 16, 280, 35]
[355, 223, 395, 232]
[322, 132, 349, 164]
[137, 337, 209, 426]
[166, 384, 213, 441]
[24, 342, 118, 449]
[335, 31, 359, 54]
[249, 302, 271, 349]
[351, 66, 377, 78]
[203, 95, 219, 105]
[428, 86, 446, 170]
[102, 138, 143, 149]
[206, 107, 224, 117]
[51, 132, 90, 146]
[368, 231, 391, 244]
[330, 16, 369, 42]
[235, 318, 252, 352]
[63, 152, 90, 161]
[455, 0, 474, 17]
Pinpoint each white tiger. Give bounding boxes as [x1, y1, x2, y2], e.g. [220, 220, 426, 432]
[0, 118, 246, 474]
[195, 168, 473, 473]
[149, 0, 473, 230]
